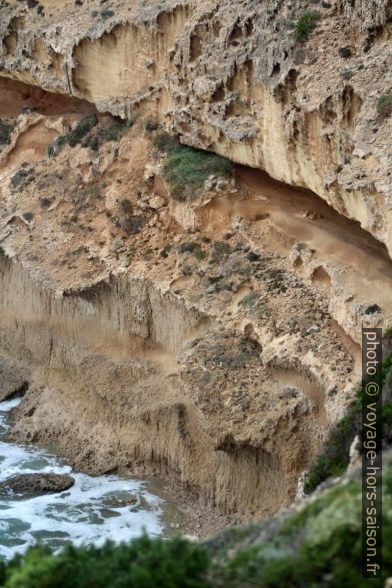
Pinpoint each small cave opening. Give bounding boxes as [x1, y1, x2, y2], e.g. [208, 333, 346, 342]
[233, 162, 392, 285]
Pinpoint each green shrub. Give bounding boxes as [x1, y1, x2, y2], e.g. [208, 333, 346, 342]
[209, 339, 259, 370]
[178, 241, 206, 259]
[99, 119, 128, 143]
[160, 244, 172, 258]
[211, 241, 231, 263]
[178, 241, 200, 254]
[212, 470, 392, 587]
[303, 390, 362, 494]
[66, 114, 98, 147]
[0, 119, 14, 146]
[49, 114, 98, 154]
[3, 535, 212, 588]
[82, 134, 100, 151]
[208, 275, 223, 284]
[145, 117, 160, 132]
[50, 115, 131, 155]
[341, 69, 354, 80]
[239, 292, 259, 307]
[377, 95, 392, 118]
[10, 167, 33, 188]
[296, 11, 320, 41]
[101, 8, 114, 19]
[1, 470, 392, 587]
[153, 131, 178, 153]
[163, 146, 233, 201]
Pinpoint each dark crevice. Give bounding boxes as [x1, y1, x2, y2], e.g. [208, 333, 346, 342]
[6, 381, 29, 402]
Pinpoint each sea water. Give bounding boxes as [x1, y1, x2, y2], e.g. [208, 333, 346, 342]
[0, 397, 164, 559]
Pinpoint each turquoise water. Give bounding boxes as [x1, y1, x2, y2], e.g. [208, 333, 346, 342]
[0, 398, 164, 559]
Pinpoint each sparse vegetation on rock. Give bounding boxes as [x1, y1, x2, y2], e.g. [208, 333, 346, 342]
[10, 167, 34, 190]
[153, 131, 178, 153]
[48, 114, 98, 155]
[163, 146, 233, 201]
[101, 9, 114, 19]
[211, 241, 231, 263]
[64, 114, 98, 147]
[0, 119, 13, 146]
[178, 241, 206, 259]
[48, 115, 132, 156]
[160, 244, 172, 258]
[295, 11, 320, 41]
[377, 94, 392, 118]
[144, 117, 160, 132]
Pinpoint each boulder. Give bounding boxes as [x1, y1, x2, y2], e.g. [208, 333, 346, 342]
[0, 473, 75, 499]
[148, 195, 166, 210]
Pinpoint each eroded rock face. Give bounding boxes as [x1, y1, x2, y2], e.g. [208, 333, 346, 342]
[0, 356, 29, 402]
[0, 0, 391, 534]
[0, 473, 75, 499]
[0, 0, 391, 255]
[0, 86, 390, 529]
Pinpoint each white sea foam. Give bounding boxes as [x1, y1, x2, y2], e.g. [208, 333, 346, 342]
[0, 397, 22, 412]
[0, 398, 164, 559]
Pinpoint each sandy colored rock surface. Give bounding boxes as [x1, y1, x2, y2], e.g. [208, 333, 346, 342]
[0, 0, 391, 254]
[0, 355, 29, 402]
[0, 0, 391, 536]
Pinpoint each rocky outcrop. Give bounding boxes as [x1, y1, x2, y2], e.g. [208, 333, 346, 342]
[0, 473, 75, 498]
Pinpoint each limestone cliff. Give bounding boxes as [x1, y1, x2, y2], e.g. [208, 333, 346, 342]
[0, 0, 391, 535]
[0, 0, 391, 254]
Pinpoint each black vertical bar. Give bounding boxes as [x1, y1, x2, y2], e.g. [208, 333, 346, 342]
[362, 327, 382, 578]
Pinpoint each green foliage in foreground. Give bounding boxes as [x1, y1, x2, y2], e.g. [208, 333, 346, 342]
[295, 11, 320, 41]
[163, 146, 233, 201]
[304, 350, 392, 493]
[1, 465, 392, 587]
[217, 473, 392, 588]
[0, 536, 211, 588]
